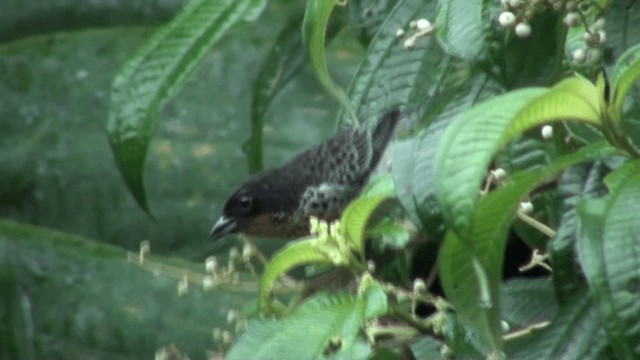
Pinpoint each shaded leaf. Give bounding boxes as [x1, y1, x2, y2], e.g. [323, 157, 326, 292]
[505, 290, 608, 360]
[435, 0, 487, 60]
[576, 159, 640, 359]
[108, 0, 265, 212]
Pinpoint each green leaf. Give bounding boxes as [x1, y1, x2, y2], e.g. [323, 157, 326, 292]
[610, 43, 640, 120]
[500, 278, 558, 329]
[229, 287, 384, 360]
[259, 239, 331, 312]
[435, 76, 602, 240]
[367, 219, 410, 250]
[435, 0, 487, 60]
[338, 0, 440, 125]
[410, 336, 443, 360]
[0, 219, 251, 358]
[340, 195, 393, 256]
[505, 290, 608, 360]
[576, 160, 640, 359]
[439, 141, 617, 355]
[302, 0, 357, 124]
[108, 0, 265, 212]
[550, 162, 608, 303]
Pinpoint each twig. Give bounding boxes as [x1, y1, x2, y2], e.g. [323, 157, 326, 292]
[503, 321, 551, 341]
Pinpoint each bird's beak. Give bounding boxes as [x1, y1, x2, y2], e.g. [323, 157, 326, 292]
[209, 216, 238, 241]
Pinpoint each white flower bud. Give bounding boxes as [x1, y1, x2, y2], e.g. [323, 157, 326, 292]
[572, 48, 586, 63]
[202, 275, 215, 291]
[177, 276, 189, 296]
[212, 328, 222, 342]
[593, 18, 606, 31]
[227, 309, 238, 324]
[541, 125, 553, 139]
[498, 12, 516, 27]
[509, 0, 523, 7]
[416, 18, 432, 31]
[563, 12, 580, 27]
[515, 22, 531, 38]
[229, 247, 239, 260]
[597, 30, 606, 44]
[403, 37, 416, 49]
[413, 278, 427, 293]
[222, 330, 233, 346]
[519, 201, 534, 214]
[492, 168, 507, 181]
[205, 256, 218, 273]
[395, 28, 405, 37]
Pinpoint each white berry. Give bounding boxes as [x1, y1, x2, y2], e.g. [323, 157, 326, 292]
[492, 168, 507, 181]
[572, 48, 586, 63]
[519, 201, 534, 214]
[395, 28, 405, 37]
[515, 22, 531, 37]
[563, 12, 580, 27]
[416, 18, 432, 31]
[498, 12, 516, 27]
[541, 125, 553, 139]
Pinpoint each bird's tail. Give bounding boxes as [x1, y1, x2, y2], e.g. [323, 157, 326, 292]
[370, 108, 401, 169]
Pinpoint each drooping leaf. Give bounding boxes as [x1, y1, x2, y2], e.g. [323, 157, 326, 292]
[341, 195, 394, 256]
[108, 0, 266, 212]
[302, 0, 357, 124]
[259, 239, 331, 312]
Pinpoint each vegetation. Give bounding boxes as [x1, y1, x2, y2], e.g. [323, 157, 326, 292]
[2, 0, 640, 359]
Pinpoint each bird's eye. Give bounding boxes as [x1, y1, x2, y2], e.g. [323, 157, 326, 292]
[238, 195, 253, 211]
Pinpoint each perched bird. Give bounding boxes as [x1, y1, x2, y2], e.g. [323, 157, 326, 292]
[209, 109, 401, 241]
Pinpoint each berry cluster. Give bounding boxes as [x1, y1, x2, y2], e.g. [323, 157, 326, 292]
[396, 18, 435, 49]
[497, 0, 607, 65]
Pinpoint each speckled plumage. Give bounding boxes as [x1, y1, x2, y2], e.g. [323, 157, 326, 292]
[209, 109, 401, 240]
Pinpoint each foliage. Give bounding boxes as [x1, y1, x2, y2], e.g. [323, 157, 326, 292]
[3, 0, 640, 359]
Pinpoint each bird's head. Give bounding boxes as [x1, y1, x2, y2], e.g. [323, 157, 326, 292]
[209, 171, 301, 241]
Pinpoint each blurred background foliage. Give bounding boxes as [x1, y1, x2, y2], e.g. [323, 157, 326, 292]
[0, 0, 361, 358]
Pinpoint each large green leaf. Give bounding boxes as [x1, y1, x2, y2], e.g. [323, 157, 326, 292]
[500, 278, 558, 329]
[550, 162, 608, 303]
[229, 282, 386, 360]
[108, 0, 266, 212]
[435, 0, 487, 60]
[439, 141, 617, 355]
[610, 43, 640, 120]
[576, 160, 640, 359]
[338, 0, 440, 125]
[435, 76, 602, 241]
[0, 219, 250, 359]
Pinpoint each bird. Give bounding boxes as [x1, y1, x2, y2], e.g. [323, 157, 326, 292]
[209, 109, 401, 241]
